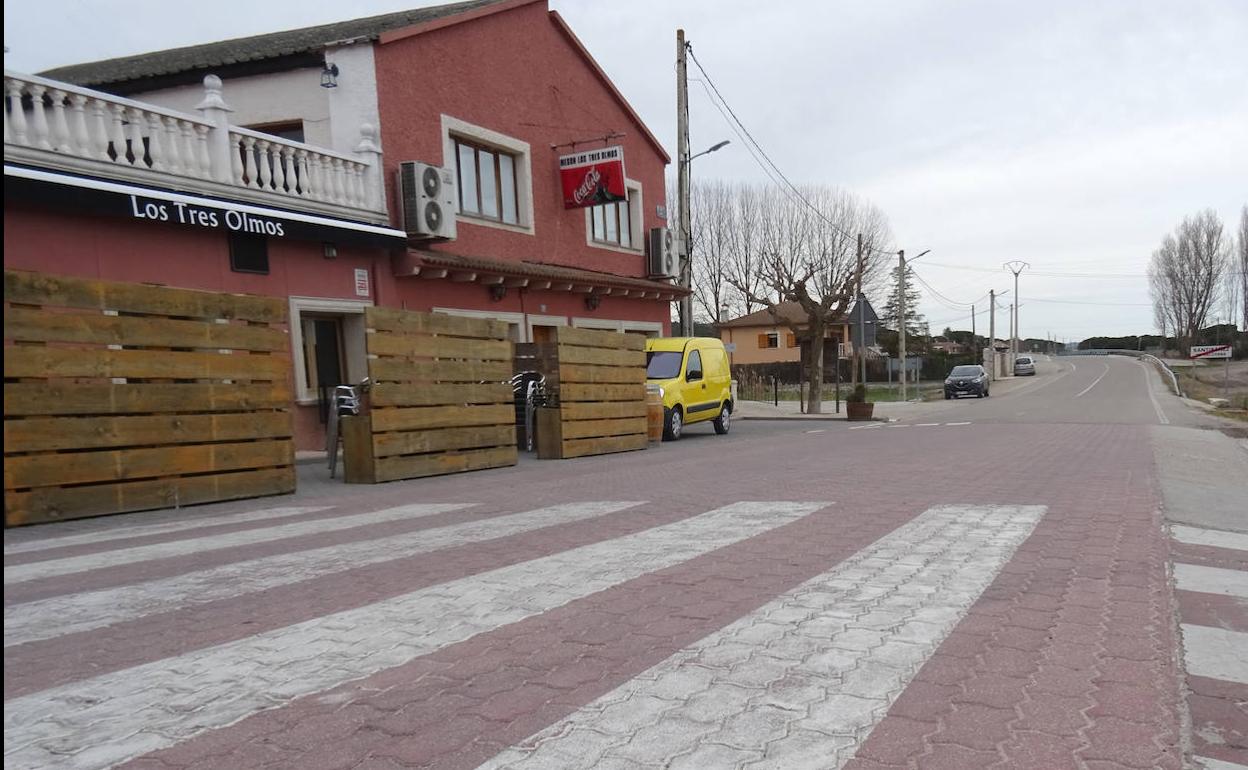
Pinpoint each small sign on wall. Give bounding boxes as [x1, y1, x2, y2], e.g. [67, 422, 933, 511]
[354, 268, 370, 297]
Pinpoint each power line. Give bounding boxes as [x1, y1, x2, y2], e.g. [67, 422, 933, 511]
[685, 45, 897, 257]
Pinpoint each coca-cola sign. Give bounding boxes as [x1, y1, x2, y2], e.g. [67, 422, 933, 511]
[559, 146, 627, 209]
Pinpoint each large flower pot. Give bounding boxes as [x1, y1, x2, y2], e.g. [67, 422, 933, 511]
[846, 402, 875, 421]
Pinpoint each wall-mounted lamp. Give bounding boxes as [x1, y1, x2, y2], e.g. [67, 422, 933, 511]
[489, 284, 507, 302]
[322, 242, 337, 259]
[320, 63, 339, 88]
[584, 294, 601, 311]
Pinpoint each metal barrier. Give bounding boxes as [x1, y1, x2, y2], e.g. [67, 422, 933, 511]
[327, 380, 368, 478]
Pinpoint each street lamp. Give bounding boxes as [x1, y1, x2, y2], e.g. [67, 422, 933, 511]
[677, 140, 730, 336]
[897, 249, 930, 401]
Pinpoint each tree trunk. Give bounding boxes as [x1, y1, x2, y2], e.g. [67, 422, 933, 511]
[806, 323, 825, 414]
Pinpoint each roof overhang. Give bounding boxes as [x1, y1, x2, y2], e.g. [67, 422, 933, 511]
[395, 248, 687, 300]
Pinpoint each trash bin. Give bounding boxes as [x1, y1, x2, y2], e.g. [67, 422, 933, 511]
[645, 383, 664, 445]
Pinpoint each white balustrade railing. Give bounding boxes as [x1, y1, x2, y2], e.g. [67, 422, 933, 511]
[4, 70, 385, 218]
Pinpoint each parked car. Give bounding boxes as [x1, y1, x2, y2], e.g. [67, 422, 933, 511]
[645, 337, 733, 440]
[945, 364, 990, 399]
[1014, 355, 1036, 376]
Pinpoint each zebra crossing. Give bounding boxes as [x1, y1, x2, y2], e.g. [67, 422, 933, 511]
[0, 489, 1188, 769]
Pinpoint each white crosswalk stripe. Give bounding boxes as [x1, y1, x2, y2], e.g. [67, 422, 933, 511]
[4, 501, 645, 647]
[2, 501, 828, 770]
[481, 504, 1045, 770]
[1180, 624, 1248, 685]
[1171, 525, 1248, 553]
[2, 506, 333, 556]
[3, 503, 471, 585]
[1174, 563, 1248, 599]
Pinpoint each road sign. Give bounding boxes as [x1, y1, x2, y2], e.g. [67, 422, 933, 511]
[723, 342, 736, 353]
[1190, 345, 1232, 360]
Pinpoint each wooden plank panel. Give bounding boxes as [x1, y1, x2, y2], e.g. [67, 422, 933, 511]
[372, 425, 516, 458]
[553, 326, 645, 351]
[560, 402, 647, 421]
[559, 417, 648, 441]
[554, 345, 646, 368]
[557, 364, 647, 385]
[558, 383, 648, 402]
[373, 446, 517, 482]
[3, 383, 291, 416]
[4, 467, 295, 527]
[559, 434, 649, 459]
[4, 412, 292, 453]
[371, 404, 513, 433]
[367, 358, 513, 384]
[370, 383, 511, 408]
[4, 270, 285, 324]
[366, 307, 509, 339]
[367, 332, 512, 362]
[4, 440, 292, 489]
[5, 347, 287, 380]
[4, 307, 288, 351]
[341, 415, 376, 485]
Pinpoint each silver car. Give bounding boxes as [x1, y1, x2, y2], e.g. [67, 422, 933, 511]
[1014, 355, 1036, 376]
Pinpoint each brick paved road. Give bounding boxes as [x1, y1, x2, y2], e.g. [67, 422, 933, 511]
[4, 354, 1243, 769]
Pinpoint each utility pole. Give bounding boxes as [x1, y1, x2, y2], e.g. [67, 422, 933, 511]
[971, 303, 976, 358]
[856, 233, 865, 386]
[1004, 261, 1028, 357]
[676, 29, 692, 337]
[989, 289, 996, 380]
[898, 250, 907, 401]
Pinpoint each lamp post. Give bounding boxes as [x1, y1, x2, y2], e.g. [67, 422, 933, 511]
[897, 248, 930, 401]
[677, 139, 729, 336]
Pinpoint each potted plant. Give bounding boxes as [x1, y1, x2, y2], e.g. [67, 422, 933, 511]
[846, 384, 874, 421]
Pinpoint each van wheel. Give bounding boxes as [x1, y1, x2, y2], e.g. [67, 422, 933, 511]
[713, 403, 731, 434]
[664, 407, 683, 441]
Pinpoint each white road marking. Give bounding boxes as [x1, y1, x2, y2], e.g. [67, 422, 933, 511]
[1181, 624, 1248, 684]
[2, 506, 333, 556]
[1171, 525, 1248, 553]
[1142, 360, 1170, 425]
[3, 503, 472, 585]
[849, 425, 882, 430]
[1074, 363, 1110, 398]
[945, 421, 971, 426]
[1195, 756, 1248, 770]
[915, 423, 940, 427]
[480, 504, 1046, 770]
[805, 429, 827, 434]
[4, 502, 646, 647]
[1174, 563, 1248, 599]
[887, 424, 911, 428]
[3, 501, 828, 770]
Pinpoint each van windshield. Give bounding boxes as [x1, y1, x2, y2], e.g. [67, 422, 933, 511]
[646, 351, 684, 379]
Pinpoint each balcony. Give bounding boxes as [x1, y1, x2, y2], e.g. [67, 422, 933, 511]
[4, 70, 387, 224]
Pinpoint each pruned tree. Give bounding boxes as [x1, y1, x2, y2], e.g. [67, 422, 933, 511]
[1148, 209, 1230, 353]
[724, 184, 892, 413]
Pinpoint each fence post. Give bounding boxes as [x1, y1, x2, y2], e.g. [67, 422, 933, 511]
[773, 376, 778, 407]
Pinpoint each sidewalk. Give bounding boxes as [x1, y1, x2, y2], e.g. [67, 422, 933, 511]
[735, 398, 935, 422]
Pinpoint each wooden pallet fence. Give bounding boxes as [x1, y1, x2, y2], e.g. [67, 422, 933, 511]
[345, 307, 517, 483]
[3, 270, 295, 526]
[535, 326, 648, 459]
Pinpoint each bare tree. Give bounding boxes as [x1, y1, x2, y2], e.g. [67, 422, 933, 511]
[1239, 205, 1248, 331]
[1148, 209, 1230, 353]
[688, 180, 736, 324]
[725, 184, 892, 413]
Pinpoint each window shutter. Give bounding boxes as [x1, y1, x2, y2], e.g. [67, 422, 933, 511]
[756, 333, 769, 348]
[787, 333, 797, 348]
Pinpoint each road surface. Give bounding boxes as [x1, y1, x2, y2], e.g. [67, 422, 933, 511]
[4, 354, 1246, 769]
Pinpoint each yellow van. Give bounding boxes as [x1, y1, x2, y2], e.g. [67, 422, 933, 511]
[645, 337, 733, 440]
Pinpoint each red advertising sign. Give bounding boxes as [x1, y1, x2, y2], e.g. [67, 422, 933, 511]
[559, 146, 627, 209]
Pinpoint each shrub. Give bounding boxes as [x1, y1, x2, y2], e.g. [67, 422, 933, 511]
[847, 384, 868, 403]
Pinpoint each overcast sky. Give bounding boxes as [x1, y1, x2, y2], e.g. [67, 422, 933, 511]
[5, 0, 1246, 342]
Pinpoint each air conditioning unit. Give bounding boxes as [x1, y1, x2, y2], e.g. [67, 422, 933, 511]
[647, 227, 678, 279]
[398, 161, 456, 240]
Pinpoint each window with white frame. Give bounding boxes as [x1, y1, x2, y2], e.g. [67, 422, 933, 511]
[441, 115, 534, 233]
[454, 137, 520, 225]
[586, 181, 642, 251]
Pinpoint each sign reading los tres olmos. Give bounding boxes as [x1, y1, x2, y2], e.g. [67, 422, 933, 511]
[559, 146, 627, 209]
[130, 195, 286, 236]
